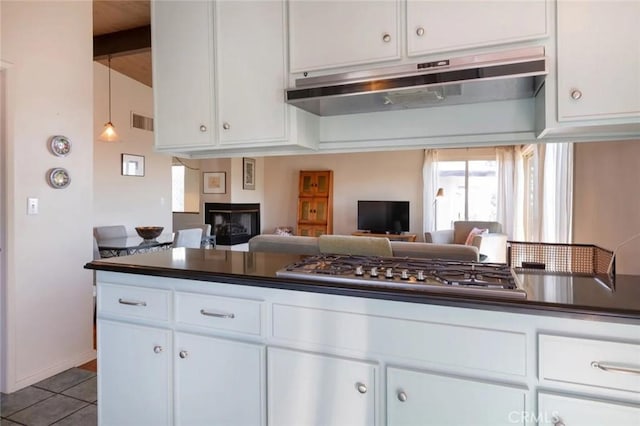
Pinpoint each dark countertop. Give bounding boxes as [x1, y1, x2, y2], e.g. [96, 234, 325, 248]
[85, 248, 640, 324]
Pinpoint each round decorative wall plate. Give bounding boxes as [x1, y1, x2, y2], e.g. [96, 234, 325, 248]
[47, 167, 71, 189]
[49, 135, 71, 157]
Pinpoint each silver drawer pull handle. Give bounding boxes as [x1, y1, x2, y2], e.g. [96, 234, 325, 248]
[591, 361, 640, 375]
[153, 345, 163, 354]
[200, 309, 235, 319]
[356, 383, 367, 394]
[118, 298, 147, 307]
[397, 391, 408, 402]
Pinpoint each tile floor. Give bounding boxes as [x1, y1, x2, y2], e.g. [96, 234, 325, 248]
[0, 366, 97, 426]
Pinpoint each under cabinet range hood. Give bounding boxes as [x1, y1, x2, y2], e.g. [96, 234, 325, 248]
[286, 47, 547, 116]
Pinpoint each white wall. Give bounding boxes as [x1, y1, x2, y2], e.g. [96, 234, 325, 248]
[93, 63, 172, 234]
[264, 150, 425, 237]
[1, 1, 95, 392]
[573, 139, 640, 275]
[175, 157, 266, 232]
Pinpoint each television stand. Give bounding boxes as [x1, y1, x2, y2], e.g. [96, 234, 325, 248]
[352, 232, 417, 242]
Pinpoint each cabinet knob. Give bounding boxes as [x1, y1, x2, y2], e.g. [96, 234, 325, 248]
[199, 125, 207, 132]
[382, 33, 391, 43]
[356, 382, 367, 394]
[416, 27, 425, 37]
[179, 350, 189, 359]
[222, 122, 231, 130]
[570, 89, 583, 100]
[153, 345, 163, 354]
[397, 391, 408, 402]
[552, 415, 565, 426]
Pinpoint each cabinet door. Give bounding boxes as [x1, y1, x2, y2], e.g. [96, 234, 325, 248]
[407, 0, 548, 57]
[289, 0, 400, 72]
[152, 1, 215, 149]
[297, 225, 328, 237]
[538, 392, 640, 426]
[98, 320, 171, 426]
[299, 171, 332, 196]
[268, 347, 377, 426]
[216, 0, 288, 145]
[175, 333, 264, 426]
[298, 198, 328, 224]
[387, 367, 527, 426]
[557, 1, 640, 121]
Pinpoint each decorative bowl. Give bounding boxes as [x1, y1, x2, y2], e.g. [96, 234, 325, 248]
[135, 226, 164, 240]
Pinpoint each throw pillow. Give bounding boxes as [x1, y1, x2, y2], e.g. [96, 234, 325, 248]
[465, 227, 488, 245]
[275, 226, 293, 236]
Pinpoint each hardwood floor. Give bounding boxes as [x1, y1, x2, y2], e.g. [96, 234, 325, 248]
[78, 325, 98, 372]
[78, 359, 97, 373]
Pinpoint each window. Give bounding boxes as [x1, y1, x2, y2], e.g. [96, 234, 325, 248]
[172, 165, 185, 212]
[435, 149, 497, 230]
[171, 161, 202, 213]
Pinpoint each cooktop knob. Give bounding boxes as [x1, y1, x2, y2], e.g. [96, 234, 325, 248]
[370, 267, 378, 277]
[385, 268, 394, 279]
[401, 269, 410, 280]
[416, 270, 425, 281]
[355, 265, 364, 276]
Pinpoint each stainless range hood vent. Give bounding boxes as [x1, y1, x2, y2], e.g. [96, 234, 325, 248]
[286, 47, 547, 116]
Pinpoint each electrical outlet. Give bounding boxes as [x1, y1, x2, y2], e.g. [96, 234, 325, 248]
[27, 197, 38, 215]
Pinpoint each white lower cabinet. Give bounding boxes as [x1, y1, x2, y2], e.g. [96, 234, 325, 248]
[96, 274, 640, 425]
[387, 367, 527, 426]
[174, 332, 264, 426]
[268, 347, 377, 426]
[538, 392, 640, 426]
[98, 320, 171, 426]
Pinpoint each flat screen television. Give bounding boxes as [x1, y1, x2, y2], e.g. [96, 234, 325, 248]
[357, 200, 409, 234]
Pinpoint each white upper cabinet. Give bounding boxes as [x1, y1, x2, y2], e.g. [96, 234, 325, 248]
[406, 0, 548, 57]
[288, 0, 401, 73]
[215, 0, 288, 145]
[152, 1, 215, 149]
[556, 0, 640, 121]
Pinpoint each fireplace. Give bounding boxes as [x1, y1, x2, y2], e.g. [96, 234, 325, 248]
[204, 203, 260, 245]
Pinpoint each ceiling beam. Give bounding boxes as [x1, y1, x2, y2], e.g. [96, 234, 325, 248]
[93, 25, 151, 59]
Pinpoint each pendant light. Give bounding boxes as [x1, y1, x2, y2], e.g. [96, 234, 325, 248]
[99, 55, 120, 142]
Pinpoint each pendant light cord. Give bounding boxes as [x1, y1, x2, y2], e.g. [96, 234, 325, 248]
[108, 55, 112, 122]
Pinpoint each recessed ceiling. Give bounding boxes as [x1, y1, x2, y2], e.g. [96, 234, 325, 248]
[93, 0, 152, 87]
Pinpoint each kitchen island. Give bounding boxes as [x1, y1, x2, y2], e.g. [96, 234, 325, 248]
[86, 248, 640, 426]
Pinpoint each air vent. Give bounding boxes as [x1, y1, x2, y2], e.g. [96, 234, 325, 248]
[131, 112, 154, 131]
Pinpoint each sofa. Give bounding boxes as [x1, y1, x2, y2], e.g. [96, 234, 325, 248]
[248, 234, 479, 262]
[424, 221, 508, 263]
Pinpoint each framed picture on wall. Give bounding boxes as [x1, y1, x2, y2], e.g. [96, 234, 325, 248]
[243, 157, 255, 190]
[203, 171, 226, 194]
[121, 154, 145, 177]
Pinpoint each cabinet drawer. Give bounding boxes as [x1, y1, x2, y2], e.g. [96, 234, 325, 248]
[539, 334, 640, 393]
[98, 283, 170, 321]
[175, 292, 262, 335]
[273, 304, 526, 376]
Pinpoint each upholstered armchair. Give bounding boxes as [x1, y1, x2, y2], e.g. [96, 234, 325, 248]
[424, 221, 508, 263]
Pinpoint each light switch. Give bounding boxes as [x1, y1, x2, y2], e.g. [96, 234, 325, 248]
[27, 197, 38, 215]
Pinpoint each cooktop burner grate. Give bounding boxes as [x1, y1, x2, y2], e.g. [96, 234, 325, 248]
[277, 254, 526, 299]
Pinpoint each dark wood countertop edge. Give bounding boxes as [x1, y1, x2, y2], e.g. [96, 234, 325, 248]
[85, 261, 640, 325]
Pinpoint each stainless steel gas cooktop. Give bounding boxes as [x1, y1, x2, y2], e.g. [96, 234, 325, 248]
[276, 254, 526, 299]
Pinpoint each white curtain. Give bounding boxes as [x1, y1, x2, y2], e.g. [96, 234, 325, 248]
[529, 143, 574, 243]
[496, 146, 524, 240]
[422, 149, 438, 234]
[544, 143, 574, 243]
